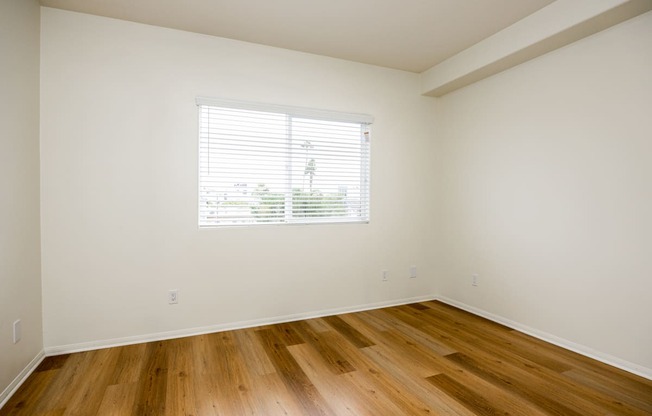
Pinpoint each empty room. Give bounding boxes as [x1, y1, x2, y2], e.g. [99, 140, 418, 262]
[1, 0, 651, 414]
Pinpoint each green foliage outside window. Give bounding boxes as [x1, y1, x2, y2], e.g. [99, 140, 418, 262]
[251, 184, 346, 222]
[251, 184, 284, 222]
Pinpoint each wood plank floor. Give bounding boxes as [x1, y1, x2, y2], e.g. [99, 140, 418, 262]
[2, 300, 651, 415]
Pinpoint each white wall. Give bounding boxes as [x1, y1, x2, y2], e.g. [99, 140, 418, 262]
[435, 11, 652, 372]
[40, 8, 437, 349]
[0, 0, 43, 399]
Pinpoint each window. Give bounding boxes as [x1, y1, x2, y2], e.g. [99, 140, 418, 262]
[197, 97, 372, 227]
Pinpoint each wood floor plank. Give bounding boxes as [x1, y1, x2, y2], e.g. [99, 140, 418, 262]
[95, 382, 138, 416]
[406, 302, 430, 311]
[358, 309, 456, 356]
[342, 312, 453, 379]
[446, 352, 588, 416]
[107, 343, 147, 386]
[233, 328, 277, 376]
[428, 373, 524, 416]
[190, 334, 223, 416]
[164, 337, 197, 416]
[289, 321, 356, 375]
[562, 368, 652, 414]
[379, 310, 597, 416]
[210, 331, 258, 415]
[0, 370, 58, 416]
[338, 313, 485, 415]
[360, 344, 478, 415]
[322, 315, 375, 348]
[305, 317, 332, 333]
[2, 302, 651, 415]
[319, 329, 437, 415]
[510, 329, 652, 398]
[367, 307, 613, 415]
[267, 322, 305, 347]
[131, 341, 168, 416]
[192, 331, 258, 415]
[289, 343, 373, 415]
[63, 348, 122, 416]
[256, 328, 333, 415]
[34, 355, 70, 372]
[403, 303, 574, 373]
[30, 410, 65, 416]
[30, 351, 94, 414]
[424, 303, 574, 368]
[364, 326, 550, 415]
[246, 372, 307, 415]
[410, 305, 652, 416]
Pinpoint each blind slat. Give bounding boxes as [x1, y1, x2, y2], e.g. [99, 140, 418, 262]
[198, 100, 371, 227]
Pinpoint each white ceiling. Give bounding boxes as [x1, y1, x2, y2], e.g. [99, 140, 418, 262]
[39, 0, 555, 73]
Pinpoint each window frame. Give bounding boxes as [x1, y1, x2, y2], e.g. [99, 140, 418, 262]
[197, 97, 373, 228]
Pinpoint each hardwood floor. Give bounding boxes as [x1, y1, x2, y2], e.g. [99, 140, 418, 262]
[2, 300, 651, 415]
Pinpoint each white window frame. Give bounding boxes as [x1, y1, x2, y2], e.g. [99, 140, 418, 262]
[197, 97, 373, 228]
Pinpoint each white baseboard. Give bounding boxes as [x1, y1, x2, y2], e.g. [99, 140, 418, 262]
[45, 294, 437, 356]
[0, 350, 45, 410]
[436, 295, 652, 381]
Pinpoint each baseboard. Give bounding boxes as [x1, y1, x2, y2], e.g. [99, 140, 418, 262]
[45, 294, 437, 356]
[436, 295, 652, 381]
[0, 350, 45, 409]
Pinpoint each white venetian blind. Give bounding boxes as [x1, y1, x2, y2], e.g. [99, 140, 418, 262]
[197, 97, 372, 227]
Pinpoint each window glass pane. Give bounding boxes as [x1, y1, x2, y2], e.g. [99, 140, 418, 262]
[198, 101, 370, 227]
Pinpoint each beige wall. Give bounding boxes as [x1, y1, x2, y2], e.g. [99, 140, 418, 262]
[40, 8, 438, 350]
[0, 0, 43, 400]
[435, 11, 652, 373]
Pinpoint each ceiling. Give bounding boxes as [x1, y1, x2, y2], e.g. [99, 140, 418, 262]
[39, 0, 555, 73]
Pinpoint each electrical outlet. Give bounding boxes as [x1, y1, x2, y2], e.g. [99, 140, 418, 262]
[472, 274, 479, 287]
[382, 270, 388, 282]
[168, 289, 179, 304]
[409, 265, 417, 278]
[13, 320, 21, 344]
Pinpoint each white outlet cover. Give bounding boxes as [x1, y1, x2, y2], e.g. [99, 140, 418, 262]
[13, 319, 21, 344]
[168, 290, 179, 304]
[409, 266, 417, 278]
